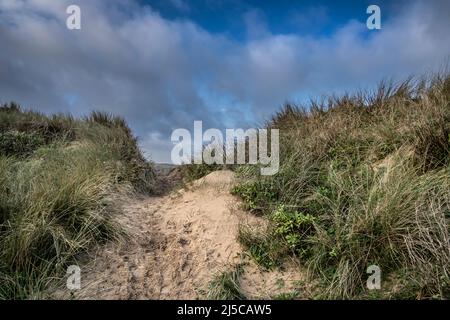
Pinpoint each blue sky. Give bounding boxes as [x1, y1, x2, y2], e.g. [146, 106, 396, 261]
[141, 0, 392, 38]
[0, 0, 449, 162]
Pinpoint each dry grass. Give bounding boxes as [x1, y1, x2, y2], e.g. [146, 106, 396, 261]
[0, 105, 156, 299]
[232, 73, 450, 299]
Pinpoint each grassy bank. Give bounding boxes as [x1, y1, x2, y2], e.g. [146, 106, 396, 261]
[230, 74, 450, 299]
[0, 104, 155, 299]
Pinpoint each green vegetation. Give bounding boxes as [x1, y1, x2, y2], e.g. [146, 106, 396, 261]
[0, 103, 156, 299]
[237, 224, 286, 270]
[2, 72, 448, 300]
[232, 74, 450, 299]
[206, 264, 247, 300]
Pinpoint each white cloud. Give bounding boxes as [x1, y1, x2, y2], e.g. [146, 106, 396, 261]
[0, 0, 448, 162]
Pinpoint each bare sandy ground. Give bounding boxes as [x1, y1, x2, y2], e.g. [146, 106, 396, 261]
[54, 170, 305, 299]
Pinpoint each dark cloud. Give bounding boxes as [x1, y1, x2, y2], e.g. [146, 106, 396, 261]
[0, 0, 449, 162]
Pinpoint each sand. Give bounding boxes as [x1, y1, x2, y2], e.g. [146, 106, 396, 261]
[53, 170, 305, 299]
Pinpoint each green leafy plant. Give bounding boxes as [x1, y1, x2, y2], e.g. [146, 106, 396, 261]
[272, 205, 315, 257]
[231, 180, 278, 213]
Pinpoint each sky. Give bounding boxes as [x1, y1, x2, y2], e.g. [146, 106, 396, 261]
[0, 0, 449, 163]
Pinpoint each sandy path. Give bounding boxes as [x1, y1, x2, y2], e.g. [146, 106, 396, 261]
[55, 170, 304, 299]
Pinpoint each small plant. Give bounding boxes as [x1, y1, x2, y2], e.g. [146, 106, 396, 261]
[206, 264, 247, 300]
[237, 224, 286, 270]
[231, 180, 278, 214]
[272, 205, 315, 257]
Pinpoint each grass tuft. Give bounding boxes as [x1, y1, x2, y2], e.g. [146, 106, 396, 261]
[206, 264, 247, 300]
